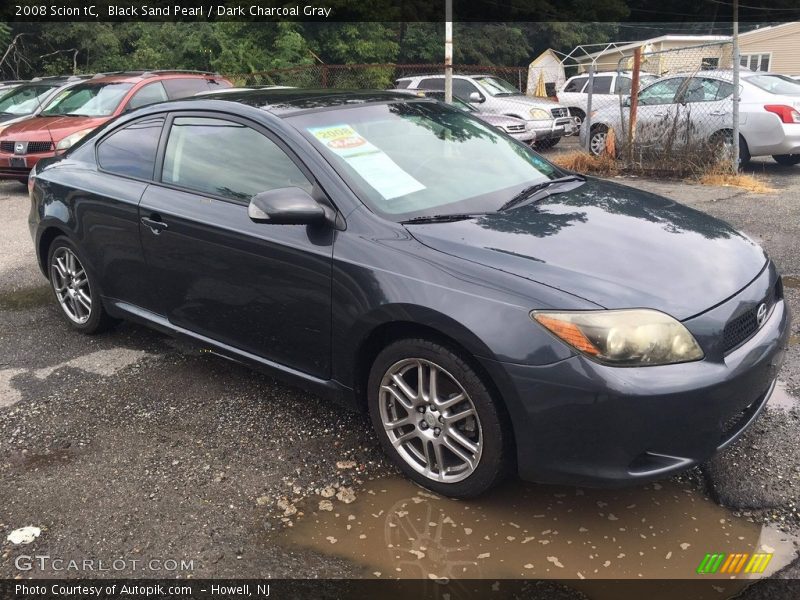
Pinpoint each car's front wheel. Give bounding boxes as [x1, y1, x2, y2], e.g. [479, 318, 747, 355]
[772, 154, 800, 166]
[367, 338, 510, 498]
[47, 236, 115, 334]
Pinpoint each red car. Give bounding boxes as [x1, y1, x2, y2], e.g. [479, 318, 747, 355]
[0, 70, 231, 181]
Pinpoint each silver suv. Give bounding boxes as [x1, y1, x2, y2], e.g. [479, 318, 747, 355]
[396, 74, 574, 148]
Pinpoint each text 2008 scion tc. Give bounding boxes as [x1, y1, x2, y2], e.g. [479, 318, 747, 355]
[29, 90, 790, 497]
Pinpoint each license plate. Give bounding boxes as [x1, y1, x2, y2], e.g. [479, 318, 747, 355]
[10, 157, 26, 169]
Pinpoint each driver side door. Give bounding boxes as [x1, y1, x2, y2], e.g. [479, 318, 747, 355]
[138, 113, 334, 378]
[633, 77, 686, 149]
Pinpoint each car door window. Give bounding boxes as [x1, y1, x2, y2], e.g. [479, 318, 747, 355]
[418, 78, 445, 91]
[615, 76, 632, 94]
[161, 116, 312, 202]
[638, 78, 686, 106]
[127, 82, 168, 111]
[681, 78, 734, 103]
[563, 77, 588, 93]
[453, 79, 480, 98]
[588, 76, 613, 94]
[97, 116, 164, 179]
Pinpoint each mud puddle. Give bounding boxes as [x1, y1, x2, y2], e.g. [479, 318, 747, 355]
[0, 284, 52, 310]
[768, 381, 798, 412]
[279, 476, 798, 596]
[782, 275, 800, 289]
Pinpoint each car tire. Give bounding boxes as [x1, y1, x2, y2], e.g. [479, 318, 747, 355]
[588, 125, 609, 156]
[367, 338, 511, 498]
[569, 108, 585, 126]
[772, 154, 800, 166]
[46, 236, 115, 334]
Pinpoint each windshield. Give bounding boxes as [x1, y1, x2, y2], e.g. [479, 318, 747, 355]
[41, 82, 133, 117]
[289, 101, 558, 221]
[744, 74, 800, 95]
[473, 76, 522, 97]
[0, 84, 58, 115]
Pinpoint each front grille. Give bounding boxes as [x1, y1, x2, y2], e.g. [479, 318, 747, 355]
[506, 124, 526, 132]
[0, 141, 53, 154]
[721, 279, 781, 353]
[551, 107, 569, 118]
[27, 141, 53, 153]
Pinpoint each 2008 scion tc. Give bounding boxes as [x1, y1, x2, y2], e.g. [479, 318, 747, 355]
[29, 90, 790, 497]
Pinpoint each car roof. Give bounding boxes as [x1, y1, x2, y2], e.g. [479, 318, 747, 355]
[193, 88, 427, 115]
[87, 70, 226, 84]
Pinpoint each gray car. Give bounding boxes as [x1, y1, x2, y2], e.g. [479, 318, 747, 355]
[396, 74, 574, 148]
[399, 89, 536, 144]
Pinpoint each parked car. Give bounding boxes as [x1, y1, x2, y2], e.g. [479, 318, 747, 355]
[29, 89, 789, 497]
[581, 70, 800, 165]
[0, 80, 26, 94]
[396, 74, 574, 148]
[0, 70, 231, 181]
[558, 71, 658, 123]
[0, 75, 91, 129]
[398, 89, 536, 144]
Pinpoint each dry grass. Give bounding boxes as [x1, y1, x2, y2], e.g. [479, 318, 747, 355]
[695, 172, 776, 193]
[694, 157, 776, 193]
[551, 151, 618, 176]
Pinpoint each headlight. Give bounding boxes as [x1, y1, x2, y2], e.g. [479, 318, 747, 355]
[56, 128, 95, 151]
[531, 309, 704, 366]
[529, 108, 550, 120]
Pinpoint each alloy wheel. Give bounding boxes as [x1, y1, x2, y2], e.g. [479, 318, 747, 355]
[590, 130, 607, 156]
[50, 247, 92, 325]
[379, 358, 483, 483]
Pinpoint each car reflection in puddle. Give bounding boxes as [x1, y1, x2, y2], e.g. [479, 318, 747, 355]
[279, 476, 798, 598]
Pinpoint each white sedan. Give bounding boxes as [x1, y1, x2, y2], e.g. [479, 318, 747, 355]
[580, 70, 800, 166]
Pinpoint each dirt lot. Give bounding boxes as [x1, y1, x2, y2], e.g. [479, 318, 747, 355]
[1, 155, 799, 595]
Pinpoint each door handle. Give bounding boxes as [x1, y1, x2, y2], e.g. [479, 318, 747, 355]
[654, 112, 666, 117]
[710, 111, 728, 116]
[141, 215, 168, 235]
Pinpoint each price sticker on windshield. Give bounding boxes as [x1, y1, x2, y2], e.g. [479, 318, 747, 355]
[308, 124, 425, 199]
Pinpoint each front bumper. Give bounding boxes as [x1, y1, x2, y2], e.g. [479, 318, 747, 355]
[0, 151, 54, 179]
[481, 270, 791, 486]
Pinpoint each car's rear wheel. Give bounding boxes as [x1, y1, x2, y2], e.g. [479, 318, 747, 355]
[367, 338, 510, 498]
[47, 236, 114, 334]
[772, 154, 800, 166]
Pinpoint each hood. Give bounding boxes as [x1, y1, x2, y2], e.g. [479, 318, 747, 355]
[0, 115, 109, 142]
[491, 95, 561, 110]
[406, 179, 767, 320]
[477, 113, 528, 128]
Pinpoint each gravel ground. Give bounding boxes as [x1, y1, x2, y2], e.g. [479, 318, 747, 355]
[0, 154, 798, 589]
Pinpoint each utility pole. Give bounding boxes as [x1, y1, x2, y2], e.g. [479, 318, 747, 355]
[732, 0, 740, 172]
[445, 0, 453, 103]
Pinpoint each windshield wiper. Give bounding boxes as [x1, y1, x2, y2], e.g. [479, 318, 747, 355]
[400, 212, 488, 224]
[499, 175, 585, 212]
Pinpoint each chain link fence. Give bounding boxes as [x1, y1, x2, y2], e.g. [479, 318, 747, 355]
[577, 41, 738, 175]
[226, 64, 528, 91]
[224, 63, 577, 149]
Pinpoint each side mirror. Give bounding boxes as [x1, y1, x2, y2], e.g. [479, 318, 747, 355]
[469, 91, 485, 103]
[248, 187, 326, 225]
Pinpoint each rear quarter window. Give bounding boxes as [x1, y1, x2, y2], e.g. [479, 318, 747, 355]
[97, 117, 164, 180]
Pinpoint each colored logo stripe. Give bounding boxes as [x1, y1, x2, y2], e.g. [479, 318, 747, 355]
[697, 553, 773, 574]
